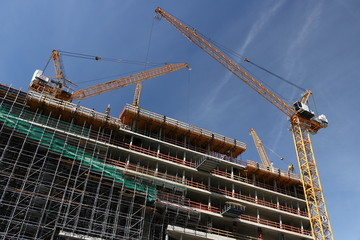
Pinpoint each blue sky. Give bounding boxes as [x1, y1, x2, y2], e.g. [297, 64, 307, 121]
[1, 1, 359, 238]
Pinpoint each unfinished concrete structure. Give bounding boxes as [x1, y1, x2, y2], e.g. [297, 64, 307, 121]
[0, 83, 311, 239]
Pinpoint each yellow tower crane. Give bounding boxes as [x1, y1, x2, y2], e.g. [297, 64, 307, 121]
[155, 7, 333, 240]
[249, 128, 271, 168]
[29, 50, 189, 102]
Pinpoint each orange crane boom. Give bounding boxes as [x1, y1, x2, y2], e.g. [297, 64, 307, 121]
[250, 128, 271, 168]
[71, 63, 189, 101]
[155, 7, 333, 240]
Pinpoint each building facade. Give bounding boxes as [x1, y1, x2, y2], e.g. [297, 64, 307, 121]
[0, 84, 311, 239]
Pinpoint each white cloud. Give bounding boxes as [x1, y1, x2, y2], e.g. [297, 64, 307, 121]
[197, 1, 286, 121]
[284, 1, 324, 84]
[239, 0, 286, 54]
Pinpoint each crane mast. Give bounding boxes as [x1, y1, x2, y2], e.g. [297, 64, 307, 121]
[50, 50, 78, 91]
[133, 82, 142, 106]
[51, 50, 64, 83]
[155, 7, 333, 240]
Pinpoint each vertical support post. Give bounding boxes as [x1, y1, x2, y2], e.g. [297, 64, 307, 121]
[208, 195, 211, 210]
[291, 116, 333, 239]
[155, 162, 159, 175]
[182, 170, 185, 184]
[301, 220, 304, 234]
[157, 144, 161, 157]
[297, 202, 300, 214]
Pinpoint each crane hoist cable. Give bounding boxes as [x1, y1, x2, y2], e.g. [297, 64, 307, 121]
[243, 58, 321, 115]
[243, 58, 306, 92]
[133, 13, 157, 107]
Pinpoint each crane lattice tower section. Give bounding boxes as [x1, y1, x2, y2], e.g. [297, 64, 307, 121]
[0, 84, 311, 239]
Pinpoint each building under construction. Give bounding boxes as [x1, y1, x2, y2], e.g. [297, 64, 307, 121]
[0, 83, 313, 239]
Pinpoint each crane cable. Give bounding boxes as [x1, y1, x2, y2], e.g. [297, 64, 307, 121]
[263, 143, 296, 169]
[243, 58, 321, 116]
[144, 15, 156, 71]
[58, 50, 166, 67]
[243, 59, 306, 92]
[42, 57, 52, 74]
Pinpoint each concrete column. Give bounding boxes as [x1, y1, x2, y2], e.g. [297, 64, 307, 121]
[155, 162, 159, 175]
[130, 135, 134, 146]
[257, 209, 260, 223]
[126, 155, 130, 168]
[297, 202, 300, 214]
[232, 183, 235, 197]
[182, 170, 185, 184]
[208, 195, 211, 210]
[276, 196, 280, 209]
[183, 135, 187, 163]
[300, 220, 304, 234]
[252, 173, 256, 185]
[157, 144, 161, 157]
[231, 166, 234, 179]
[279, 215, 283, 229]
[255, 190, 258, 203]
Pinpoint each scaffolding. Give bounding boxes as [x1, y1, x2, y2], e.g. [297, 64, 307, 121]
[0, 84, 311, 240]
[0, 85, 158, 239]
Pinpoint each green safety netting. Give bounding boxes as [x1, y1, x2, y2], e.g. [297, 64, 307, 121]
[0, 103, 157, 201]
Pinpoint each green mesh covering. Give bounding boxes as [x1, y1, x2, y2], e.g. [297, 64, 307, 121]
[0, 103, 156, 201]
